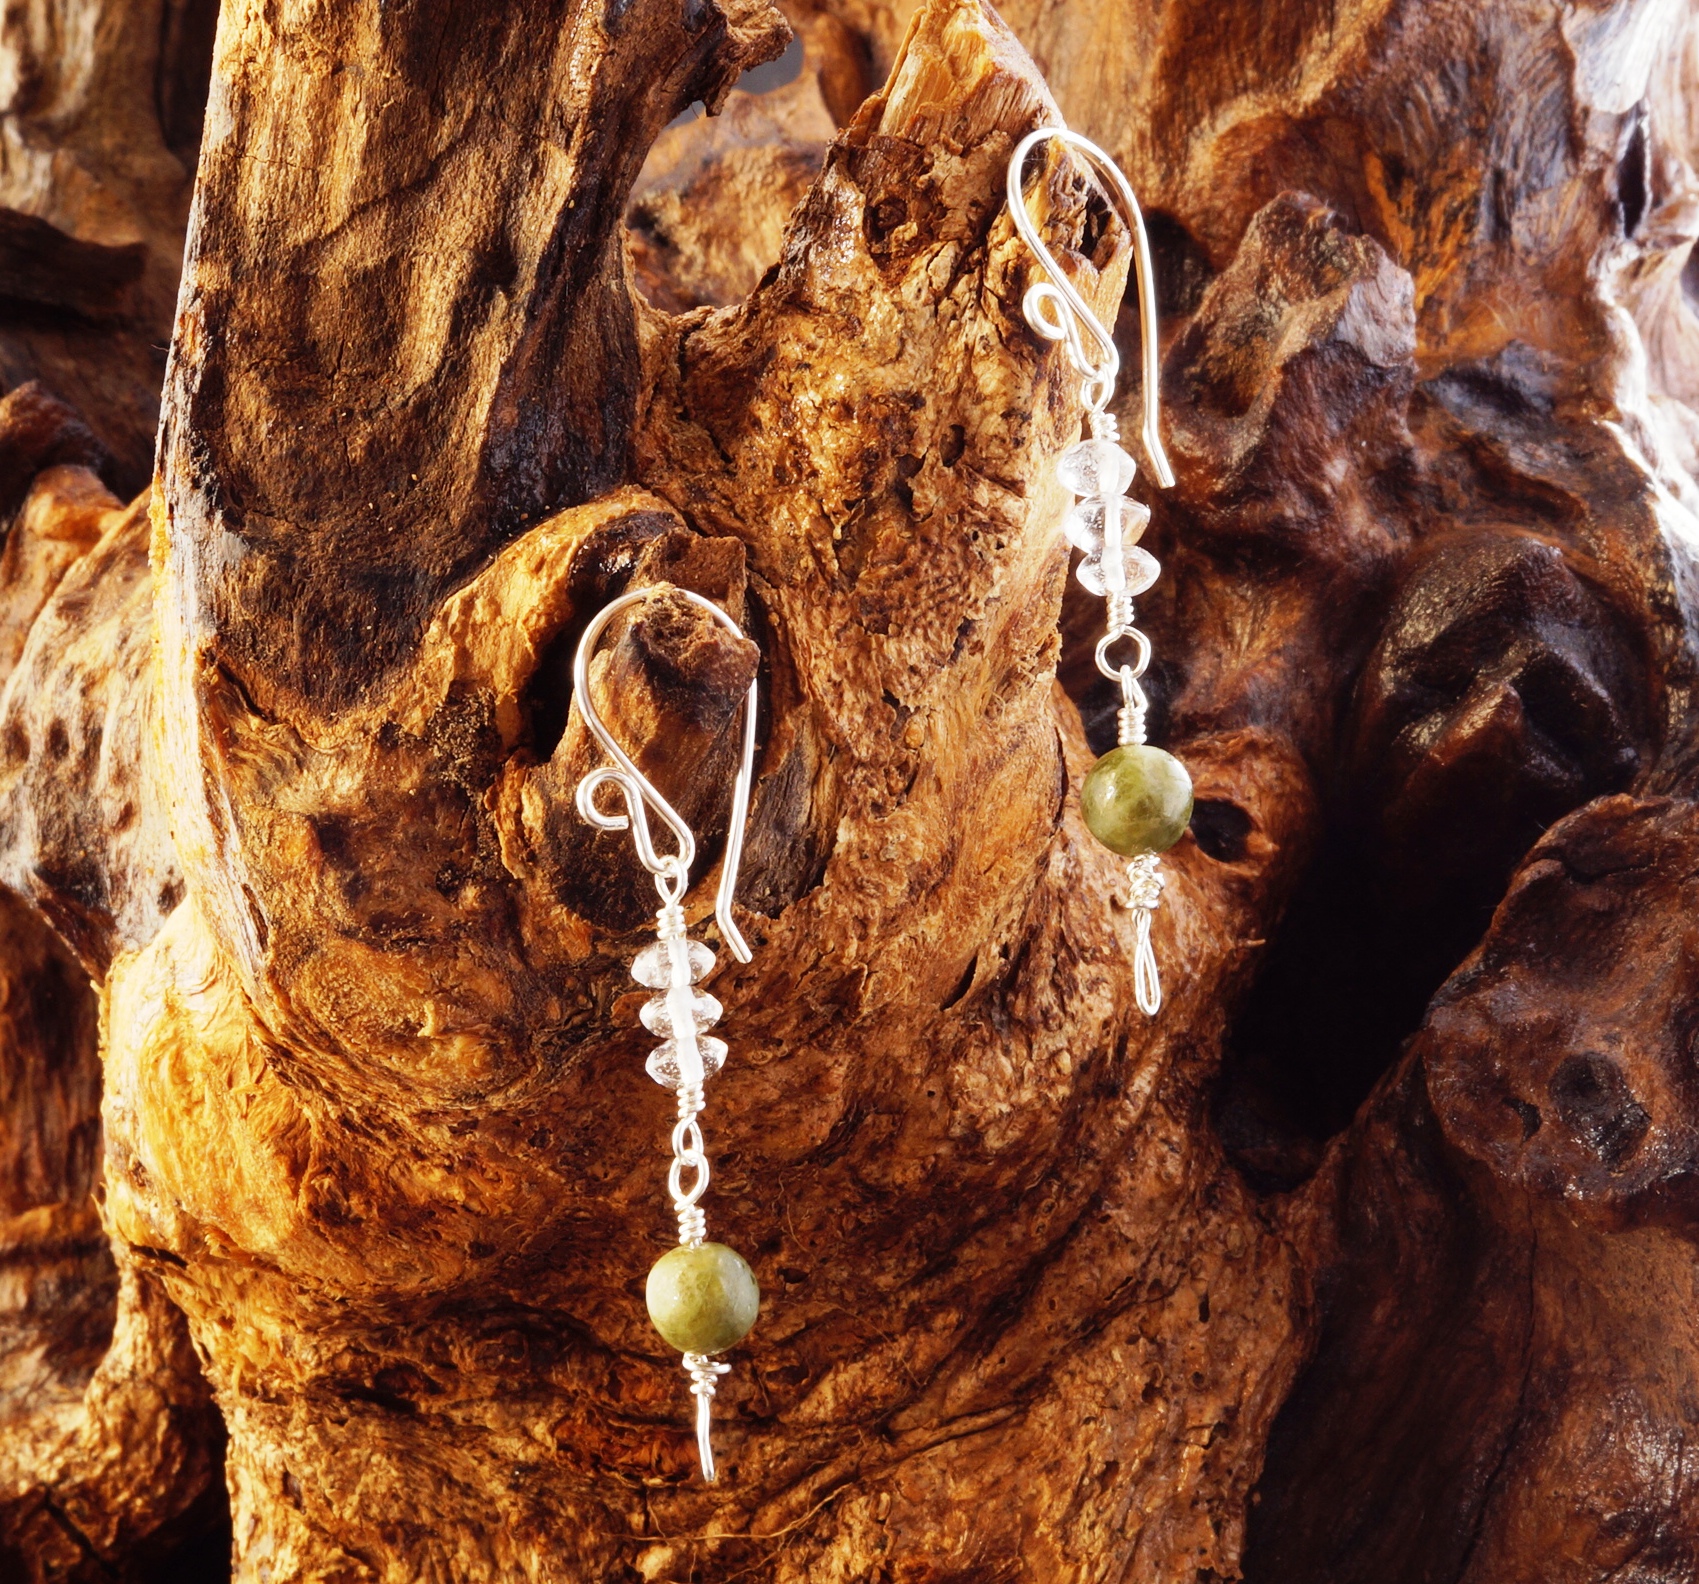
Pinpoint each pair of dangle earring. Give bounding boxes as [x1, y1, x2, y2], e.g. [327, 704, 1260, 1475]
[566, 131, 1189, 1486]
[1007, 127, 1193, 1015]
[571, 587, 762, 1482]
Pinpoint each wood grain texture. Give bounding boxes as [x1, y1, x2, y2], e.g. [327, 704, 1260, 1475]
[0, 0, 215, 488]
[0, 0, 1695, 1578]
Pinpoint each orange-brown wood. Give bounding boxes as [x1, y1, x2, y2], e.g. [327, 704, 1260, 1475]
[1, 0, 1697, 1578]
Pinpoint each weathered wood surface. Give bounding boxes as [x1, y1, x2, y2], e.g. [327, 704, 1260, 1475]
[0, 0, 215, 489]
[0, 0, 1697, 1579]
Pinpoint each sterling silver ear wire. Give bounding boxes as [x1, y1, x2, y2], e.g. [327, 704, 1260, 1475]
[572, 586, 761, 1482]
[1007, 126, 1192, 1017]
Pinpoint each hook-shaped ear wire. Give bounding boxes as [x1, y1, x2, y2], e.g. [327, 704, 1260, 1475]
[570, 587, 759, 962]
[1006, 125, 1175, 489]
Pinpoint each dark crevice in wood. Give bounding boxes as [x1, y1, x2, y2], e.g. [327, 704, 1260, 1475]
[155, 0, 221, 173]
[0, 216, 146, 324]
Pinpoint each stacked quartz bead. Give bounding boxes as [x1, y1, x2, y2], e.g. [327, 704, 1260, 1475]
[1061, 415, 1192, 1017]
[634, 906, 726, 1094]
[633, 899, 759, 1483]
[1059, 429, 1159, 601]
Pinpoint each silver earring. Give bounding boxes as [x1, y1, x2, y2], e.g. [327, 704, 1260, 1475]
[571, 587, 760, 1482]
[1007, 127, 1190, 1017]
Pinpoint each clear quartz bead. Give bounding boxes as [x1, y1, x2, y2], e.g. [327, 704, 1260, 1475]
[646, 1035, 729, 1089]
[1057, 438, 1137, 497]
[1063, 494, 1151, 554]
[1077, 543, 1161, 597]
[640, 989, 723, 1036]
[631, 937, 716, 989]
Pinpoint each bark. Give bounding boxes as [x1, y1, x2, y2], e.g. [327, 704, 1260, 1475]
[0, 0, 1696, 1580]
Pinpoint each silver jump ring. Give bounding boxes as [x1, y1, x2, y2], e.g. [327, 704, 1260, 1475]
[668, 1154, 711, 1207]
[1096, 625, 1152, 682]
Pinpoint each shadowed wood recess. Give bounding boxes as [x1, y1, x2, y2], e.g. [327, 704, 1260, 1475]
[0, 0, 1697, 1577]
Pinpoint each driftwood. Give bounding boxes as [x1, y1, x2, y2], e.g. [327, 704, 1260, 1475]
[1, 0, 1698, 1579]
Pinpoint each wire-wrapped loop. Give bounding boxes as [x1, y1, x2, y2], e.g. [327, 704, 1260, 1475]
[670, 1116, 706, 1161]
[1095, 624, 1151, 684]
[1098, 598, 1154, 747]
[668, 1152, 711, 1211]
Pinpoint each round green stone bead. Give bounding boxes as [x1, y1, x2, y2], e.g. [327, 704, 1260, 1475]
[1080, 744, 1193, 856]
[645, 1242, 760, 1355]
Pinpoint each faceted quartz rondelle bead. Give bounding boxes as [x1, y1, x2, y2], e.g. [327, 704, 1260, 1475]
[639, 988, 723, 1036]
[1077, 540, 1160, 599]
[646, 1242, 761, 1354]
[1080, 744, 1194, 856]
[631, 937, 715, 988]
[645, 1035, 729, 1089]
[1057, 438, 1137, 497]
[1062, 494, 1152, 554]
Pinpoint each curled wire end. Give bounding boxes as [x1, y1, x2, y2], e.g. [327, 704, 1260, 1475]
[574, 764, 636, 832]
[1126, 855, 1166, 1017]
[1133, 908, 1162, 1017]
[1022, 280, 1078, 348]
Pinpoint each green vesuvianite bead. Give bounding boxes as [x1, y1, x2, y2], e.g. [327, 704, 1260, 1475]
[645, 1242, 760, 1355]
[1080, 744, 1193, 856]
